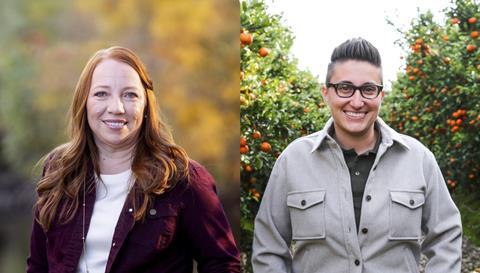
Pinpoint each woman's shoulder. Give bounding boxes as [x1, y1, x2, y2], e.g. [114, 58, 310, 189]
[39, 143, 71, 175]
[170, 159, 217, 196]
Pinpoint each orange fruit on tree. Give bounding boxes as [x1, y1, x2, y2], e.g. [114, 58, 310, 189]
[258, 47, 270, 57]
[468, 17, 477, 24]
[467, 44, 477, 53]
[252, 130, 261, 139]
[456, 119, 463, 125]
[413, 68, 420, 74]
[412, 116, 418, 122]
[244, 165, 253, 172]
[240, 136, 247, 146]
[451, 126, 459, 133]
[240, 145, 249, 154]
[471, 31, 479, 39]
[451, 18, 460, 24]
[442, 35, 449, 41]
[409, 76, 415, 81]
[240, 32, 252, 45]
[260, 142, 272, 153]
[415, 38, 423, 45]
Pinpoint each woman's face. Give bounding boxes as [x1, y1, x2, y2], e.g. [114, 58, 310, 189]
[86, 58, 146, 151]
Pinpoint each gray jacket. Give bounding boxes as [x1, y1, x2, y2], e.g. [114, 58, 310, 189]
[252, 118, 462, 273]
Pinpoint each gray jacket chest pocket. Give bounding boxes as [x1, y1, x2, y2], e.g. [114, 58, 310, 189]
[389, 190, 425, 240]
[287, 189, 326, 240]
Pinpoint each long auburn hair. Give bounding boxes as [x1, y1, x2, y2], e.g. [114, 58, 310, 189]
[36, 46, 189, 230]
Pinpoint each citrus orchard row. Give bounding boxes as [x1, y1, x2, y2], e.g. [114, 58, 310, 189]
[383, 0, 480, 194]
[239, 0, 329, 269]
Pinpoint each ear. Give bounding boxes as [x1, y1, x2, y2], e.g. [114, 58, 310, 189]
[379, 90, 385, 100]
[321, 85, 329, 102]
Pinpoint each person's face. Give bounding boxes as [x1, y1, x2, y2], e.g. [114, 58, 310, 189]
[86, 58, 146, 151]
[322, 60, 384, 139]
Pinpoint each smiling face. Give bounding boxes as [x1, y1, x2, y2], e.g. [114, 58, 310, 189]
[86, 58, 146, 151]
[322, 60, 384, 142]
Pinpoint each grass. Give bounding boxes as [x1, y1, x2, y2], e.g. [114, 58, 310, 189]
[453, 188, 480, 246]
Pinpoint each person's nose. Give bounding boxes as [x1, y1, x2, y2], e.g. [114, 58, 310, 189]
[349, 89, 365, 108]
[107, 96, 125, 114]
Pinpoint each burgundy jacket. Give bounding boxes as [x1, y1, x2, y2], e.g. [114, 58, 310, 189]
[26, 161, 240, 273]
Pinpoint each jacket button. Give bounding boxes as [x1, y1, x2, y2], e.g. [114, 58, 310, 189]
[410, 199, 415, 205]
[354, 259, 360, 266]
[361, 228, 368, 234]
[366, 195, 372, 201]
[301, 200, 306, 206]
[149, 208, 157, 215]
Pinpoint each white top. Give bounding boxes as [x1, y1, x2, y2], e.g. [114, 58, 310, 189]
[77, 169, 132, 273]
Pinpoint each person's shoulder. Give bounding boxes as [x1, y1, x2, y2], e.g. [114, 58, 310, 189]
[39, 143, 70, 174]
[395, 132, 431, 152]
[387, 129, 436, 161]
[279, 130, 324, 157]
[184, 159, 216, 190]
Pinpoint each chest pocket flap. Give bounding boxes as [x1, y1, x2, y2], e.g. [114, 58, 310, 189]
[287, 190, 325, 210]
[390, 191, 425, 209]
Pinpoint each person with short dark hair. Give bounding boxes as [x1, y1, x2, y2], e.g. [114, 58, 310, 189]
[252, 38, 461, 273]
[26, 46, 240, 273]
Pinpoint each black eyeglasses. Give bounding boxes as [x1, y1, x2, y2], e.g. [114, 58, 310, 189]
[327, 82, 383, 99]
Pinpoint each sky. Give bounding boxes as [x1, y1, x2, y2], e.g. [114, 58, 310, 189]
[266, 0, 453, 90]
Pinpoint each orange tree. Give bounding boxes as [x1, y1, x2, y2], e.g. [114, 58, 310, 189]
[384, 0, 480, 194]
[383, 0, 480, 242]
[239, 0, 330, 269]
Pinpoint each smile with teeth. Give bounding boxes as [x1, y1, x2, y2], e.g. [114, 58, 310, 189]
[104, 121, 127, 129]
[344, 111, 366, 118]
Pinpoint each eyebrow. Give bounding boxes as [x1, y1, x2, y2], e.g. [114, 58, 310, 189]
[338, 81, 378, 86]
[91, 85, 141, 91]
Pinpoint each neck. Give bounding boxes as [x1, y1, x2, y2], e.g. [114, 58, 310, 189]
[333, 124, 377, 155]
[96, 144, 135, 174]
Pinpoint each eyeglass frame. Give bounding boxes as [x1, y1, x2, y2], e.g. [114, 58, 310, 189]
[326, 82, 383, 99]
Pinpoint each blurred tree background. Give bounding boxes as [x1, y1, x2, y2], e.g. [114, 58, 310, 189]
[0, 0, 239, 272]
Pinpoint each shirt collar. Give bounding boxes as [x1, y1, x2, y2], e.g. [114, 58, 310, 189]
[310, 117, 410, 153]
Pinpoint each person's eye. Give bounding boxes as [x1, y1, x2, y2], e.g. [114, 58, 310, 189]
[124, 92, 138, 99]
[93, 91, 108, 97]
[362, 85, 377, 93]
[338, 83, 353, 91]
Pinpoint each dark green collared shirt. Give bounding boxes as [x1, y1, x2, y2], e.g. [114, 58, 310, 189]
[330, 128, 381, 233]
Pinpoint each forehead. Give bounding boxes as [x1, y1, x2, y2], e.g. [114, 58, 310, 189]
[330, 60, 382, 84]
[91, 58, 142, 86]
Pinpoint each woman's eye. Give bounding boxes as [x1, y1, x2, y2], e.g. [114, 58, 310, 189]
[125, 92, 138, 98]
[94, 91, 107, 97]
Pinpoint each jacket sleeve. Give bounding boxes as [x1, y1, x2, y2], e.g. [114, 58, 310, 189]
[182, 163, 240, 273]
[26, 210, 48, 273]
[421, 150, 462, 273]
[252, 155, 293, 273]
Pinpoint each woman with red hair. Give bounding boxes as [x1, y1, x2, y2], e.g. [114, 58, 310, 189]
[26, 46, 240, 273]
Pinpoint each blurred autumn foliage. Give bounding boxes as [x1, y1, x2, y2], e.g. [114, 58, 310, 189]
[0, 0, 239, 271]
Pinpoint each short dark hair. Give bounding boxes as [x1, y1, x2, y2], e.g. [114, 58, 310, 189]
[325, 38, 382, 84]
